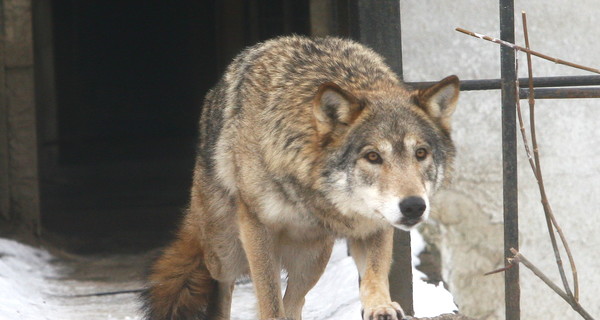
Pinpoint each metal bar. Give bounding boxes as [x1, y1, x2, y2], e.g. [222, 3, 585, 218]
[347, 0, 414, 316]
[406, 75, 600, 91]
[500, 0, 520, 319]
[348, 0, 404, 77]
[519, 87, 600, 99]
[389, 230, 413, 315]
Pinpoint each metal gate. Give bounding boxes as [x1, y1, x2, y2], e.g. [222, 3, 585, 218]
[348, 1, 600, 319]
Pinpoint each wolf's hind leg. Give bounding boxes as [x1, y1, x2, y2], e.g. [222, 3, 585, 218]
[209, 280, 234, 320]
[282, 236, 334, 320]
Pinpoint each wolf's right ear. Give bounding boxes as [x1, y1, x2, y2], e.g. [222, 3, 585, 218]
[313, 82, 363, 136]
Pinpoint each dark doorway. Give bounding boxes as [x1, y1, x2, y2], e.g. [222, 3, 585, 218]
[41, 0, 310, 253]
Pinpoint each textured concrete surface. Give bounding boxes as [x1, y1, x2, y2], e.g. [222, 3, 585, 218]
[0, 0, 41, 235]
[401, 1, 600, 319]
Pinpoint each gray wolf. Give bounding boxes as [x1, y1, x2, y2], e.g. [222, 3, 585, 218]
[142, 35, 459, 320]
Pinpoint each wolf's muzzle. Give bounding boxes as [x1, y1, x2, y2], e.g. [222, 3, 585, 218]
[399, 196, 426, 219]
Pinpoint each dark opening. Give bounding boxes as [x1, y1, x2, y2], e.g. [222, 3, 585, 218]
[41, 0, 310, 253]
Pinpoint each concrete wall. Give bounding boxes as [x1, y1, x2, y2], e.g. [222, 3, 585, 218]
[400, 1, 600, 319]
[0, 0, 40, 238]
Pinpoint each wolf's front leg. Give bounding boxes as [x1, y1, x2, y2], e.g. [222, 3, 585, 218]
[349, 227, 406, 320]
[237, 199, 286, 319]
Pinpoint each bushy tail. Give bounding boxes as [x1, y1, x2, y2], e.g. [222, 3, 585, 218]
[142, 235, 217, 320]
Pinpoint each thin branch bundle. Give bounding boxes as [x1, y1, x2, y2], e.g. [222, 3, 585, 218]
[518, 11, 578, 302]
[457, 12, 597, 320]
[455, 27, 600, 75]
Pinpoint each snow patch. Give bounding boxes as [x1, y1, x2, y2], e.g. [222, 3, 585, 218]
[0, 232, 456, 320]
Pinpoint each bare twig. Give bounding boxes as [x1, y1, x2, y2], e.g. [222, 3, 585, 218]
[60, 288, 144, 298]
[483, 263, 515, 276]
[510, 249, 594, 320]
[514, 53, 536, 173]
[509, 249, 569, 303]
[455, 27, 600, 75]
[472, 12, 594, 318]
[521, 11, 580, 302]
[517, 11, 571, 297]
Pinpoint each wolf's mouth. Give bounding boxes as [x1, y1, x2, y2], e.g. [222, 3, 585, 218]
[399, 217, 422, 228]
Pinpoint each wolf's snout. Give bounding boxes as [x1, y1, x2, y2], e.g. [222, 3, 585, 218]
[399, 196, 426, 219]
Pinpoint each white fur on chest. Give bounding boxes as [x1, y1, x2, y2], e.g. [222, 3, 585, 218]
[258, 191, 322, 241]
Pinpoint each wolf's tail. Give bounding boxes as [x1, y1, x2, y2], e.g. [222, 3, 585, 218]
[142, 234, 217, 320]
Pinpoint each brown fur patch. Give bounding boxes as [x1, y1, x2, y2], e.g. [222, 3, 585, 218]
[143, 235, 216, 320]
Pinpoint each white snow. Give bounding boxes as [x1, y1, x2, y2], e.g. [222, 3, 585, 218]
[410, 231, 459, 318]
[0, 230, 457, 319]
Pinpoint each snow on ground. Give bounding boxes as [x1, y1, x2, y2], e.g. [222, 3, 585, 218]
[410, 231, 458, 318]
[0, 230, 457, 320]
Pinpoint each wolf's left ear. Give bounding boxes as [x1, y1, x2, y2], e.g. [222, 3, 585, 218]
[313, 82, 363, 136]
[416, 75, 460, 132]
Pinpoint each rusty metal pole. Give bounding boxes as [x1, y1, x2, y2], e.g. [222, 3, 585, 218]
[348, 0, 414, 316]
[500, 0, 520, 319]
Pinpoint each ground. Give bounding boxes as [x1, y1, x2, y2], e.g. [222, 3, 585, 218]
[0, 231, 460, 320]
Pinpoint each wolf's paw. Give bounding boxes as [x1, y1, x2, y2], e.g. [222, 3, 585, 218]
[362, 301, 405, 320]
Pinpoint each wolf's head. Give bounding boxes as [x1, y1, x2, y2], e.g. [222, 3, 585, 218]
[314, 76, 459, 231]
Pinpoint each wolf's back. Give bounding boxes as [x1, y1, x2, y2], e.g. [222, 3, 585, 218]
[197, 36, 401, 187]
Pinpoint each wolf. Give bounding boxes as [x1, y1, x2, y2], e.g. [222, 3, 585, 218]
[142, 35, 459, 320]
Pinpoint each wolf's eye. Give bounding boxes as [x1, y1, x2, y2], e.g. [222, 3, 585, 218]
[415, 148, 428, 161]
[365, 151, 383, 164]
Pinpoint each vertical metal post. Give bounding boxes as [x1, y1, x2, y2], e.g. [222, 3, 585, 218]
[499, 0, 520, 319]
[348, 0, 403, 78]
[389, 229, 413, 316]
[348, 0, 413, 315]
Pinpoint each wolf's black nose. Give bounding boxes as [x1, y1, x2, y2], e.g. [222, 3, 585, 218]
[399, 197, 426, 219]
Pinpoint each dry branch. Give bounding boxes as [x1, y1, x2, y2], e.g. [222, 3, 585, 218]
[62, 288, 144, 298]
[455, 27, 600, 75]
[463, 11, 595, 319]
[510, 249, 594, 320]
[519, 11, 579, 302]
